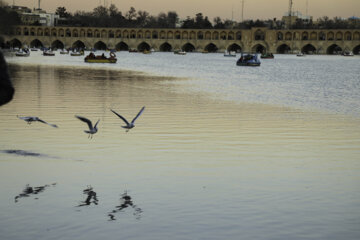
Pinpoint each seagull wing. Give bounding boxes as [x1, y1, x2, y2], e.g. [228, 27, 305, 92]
[36, 118, 58, 128]
[17, 115, 30, 120]
[110, 109, 129, 125]
[94, 119, 100, 128]
[75, 115, 93, 130]
[131, 106, 145, 124]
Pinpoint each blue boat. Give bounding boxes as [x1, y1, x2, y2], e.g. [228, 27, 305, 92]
[236, 53, 261, 66]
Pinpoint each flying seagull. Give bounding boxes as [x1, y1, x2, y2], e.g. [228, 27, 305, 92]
[75, 115, 100, 138]
[110, 106, 145, 132]
[17, 115, 58, 128]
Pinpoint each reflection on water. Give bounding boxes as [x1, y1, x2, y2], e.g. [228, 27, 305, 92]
[0, 63, 359, 240]
[108, 191, 143, 221]
[14, 183, 56, 203]
[77, 186, 99, 207]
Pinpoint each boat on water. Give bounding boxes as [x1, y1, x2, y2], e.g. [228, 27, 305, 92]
[43, 50, 55, 56]
[261, 53, 274, 59]
[15, 49, 30, 57]
[342, 51, 354, 56]
[30, 47, 38, 51]
[70, 51, 84, 56]
[296, 52, 305, 57]
[224, 50, 236, 57]
[60, 49, 69, 54]
[174, 50, 186, 55]
[236, 53, 261, 66]
[143, 50, 151, 54]
[84, 52, 117, 63]
[129, 49, 138, 53]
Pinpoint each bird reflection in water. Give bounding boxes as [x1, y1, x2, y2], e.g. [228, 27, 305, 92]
[108, 191, 143, 221]
[77, 186, 99, 207]
[14, 183, 57, 203]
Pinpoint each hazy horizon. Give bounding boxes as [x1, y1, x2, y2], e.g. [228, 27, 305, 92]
[4, 0, 360, 21]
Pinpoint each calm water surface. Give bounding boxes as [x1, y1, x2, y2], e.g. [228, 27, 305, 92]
[0, 52, 360, 240]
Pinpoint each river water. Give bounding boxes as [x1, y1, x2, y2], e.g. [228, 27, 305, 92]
[1, 51, 360, 240]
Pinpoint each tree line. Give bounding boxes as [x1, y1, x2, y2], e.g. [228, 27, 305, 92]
[0, 4, 359, 33]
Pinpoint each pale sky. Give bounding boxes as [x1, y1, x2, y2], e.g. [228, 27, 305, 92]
[5, 0, 360, 21]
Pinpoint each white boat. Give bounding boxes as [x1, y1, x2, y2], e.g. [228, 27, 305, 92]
[15, 49, 30, 57]
[60, 49, 69, 54]
[174, 50, 186, 55]
[342, 51, 354, 56]
[70, 51, 84, 56]
[43, 50, 55, 56]
[224, 50, 236, 57]
[296, 52, 305, 57]
[30, 47, 38, 51]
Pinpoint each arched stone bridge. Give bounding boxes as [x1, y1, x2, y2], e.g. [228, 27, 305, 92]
[2, 26, 360, 54]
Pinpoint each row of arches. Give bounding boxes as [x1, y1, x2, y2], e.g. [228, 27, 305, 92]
[16, 27, 243, 41]
[277, 31, 360, 41]
[5, 38, 360, 54]
[276, 43, 360, 54]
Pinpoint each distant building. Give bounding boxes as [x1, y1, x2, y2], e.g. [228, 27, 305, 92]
[4, 5, 59, 26]
[282, 11, 312, 28]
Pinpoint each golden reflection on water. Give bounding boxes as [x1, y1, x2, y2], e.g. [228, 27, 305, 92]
[0, 64, 360, 239]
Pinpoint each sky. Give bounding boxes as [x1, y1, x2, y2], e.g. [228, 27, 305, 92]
[4, 0, 360, 21]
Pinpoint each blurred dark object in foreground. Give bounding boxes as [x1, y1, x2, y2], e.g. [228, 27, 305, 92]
[0, 51, 14, 106]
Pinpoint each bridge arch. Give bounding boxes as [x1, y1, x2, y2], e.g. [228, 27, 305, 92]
[30, 39, 43, 48]
[51, 40, 64, 49]
[94, 41, 107, 50]
[327, 44, 342, 54]
[236, 31, 242, 40]
[9, 38, 22, 48]
[319, 32, 326, 40]
[285, 32, 292, 40]
[137, 42, 151, 51]
[116, 42, 129, 51]
[336, 31, 343, 40]
[353, 32, 360, 40]
[212, 31, 219, 40]
[227, 43, 242, 52]
[277, 44, 291, 54]
[353, 45, 360, 55]
[327, 31, 334, 40]
[254, 29, 265, 40]
[252, 44, 266, 53]
[344, 31, 352, 40]
[181, 31, 188, 40]
[182, 43, 195, 52]
[301, 44, 316, 54]
[204, 43, 218, 52]
[72, 40, 85, 50]
[302, 32, 309, 40]
[277, 32, 283, 40]
[159, 42, 172, 52]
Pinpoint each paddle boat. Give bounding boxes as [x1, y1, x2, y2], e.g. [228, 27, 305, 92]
[84, 52, 117, 63]
[43, 50, 55, 56]
[60, 49, 69, 54]
[15, 49, 30, 57]
[70, 50, 84, 56]
[236, 53, 261, 66]
[296, 52, 305, 57]
[174, 50, 186, 55]
[261, 52, 274, 59]
[224, 50, 236, 57]
[342, 51, 354, 56]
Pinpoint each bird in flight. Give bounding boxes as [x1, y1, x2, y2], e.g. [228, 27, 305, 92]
[75, 115, 100, 138]
[17, 115, 58, 128]
[110, 106, 145, 132]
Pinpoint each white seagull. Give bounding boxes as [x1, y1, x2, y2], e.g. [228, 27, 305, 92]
[75, 115, 100, 138]
[17, 115, 58, 128]
[110, 106, 145, 132]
